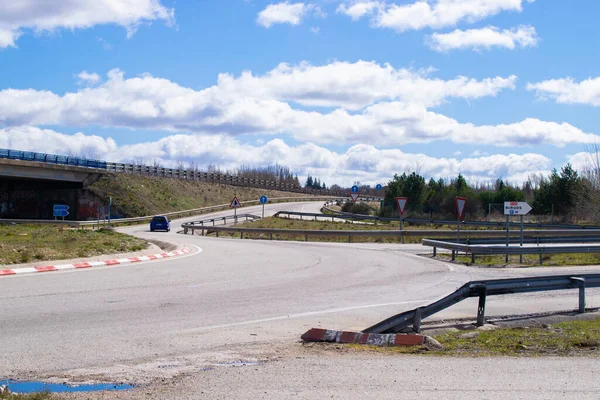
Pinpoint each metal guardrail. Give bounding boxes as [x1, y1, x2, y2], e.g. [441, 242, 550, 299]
[364, 274, 600, 334]
[0, 148, 350, 196]
[184, 214, 261, 227]
[0, 196, 342, 228]
[180, 224, 600, 242]
[0, 148, 107, 169]
[423, 238, 600, 265]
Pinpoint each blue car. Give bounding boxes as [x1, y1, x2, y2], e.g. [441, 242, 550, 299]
[150, 216, 170, 232]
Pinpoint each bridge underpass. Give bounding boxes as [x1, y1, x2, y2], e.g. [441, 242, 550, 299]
[0, 158, 105, 220]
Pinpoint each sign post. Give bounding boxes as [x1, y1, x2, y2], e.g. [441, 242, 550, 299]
[455, 197, 467, 248]
[503, 201, 533, 264]
[259, 195, 268, 219]
[396, 197, 408, 243]
[230, 195, 241, 224]
[108, 196, 112, 228]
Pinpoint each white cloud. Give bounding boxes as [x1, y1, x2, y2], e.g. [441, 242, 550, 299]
[567, 152, 591, 172]
[0, 126, 553, 185]
[76, 71, 101, 86]
[257, 2, 322, 28]
[337, 1, 381, 20]
[427, 25, 538, 52]
[217, 60, 516, 109]
[0, 126, 118, 157]
[338, 0, 534, 32]
[527, 77, 600, 106]
[0, 65, 595, 148]
[0, 0, 174, 48]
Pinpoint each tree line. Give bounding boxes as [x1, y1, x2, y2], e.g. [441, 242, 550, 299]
[381, 162, 591, 222]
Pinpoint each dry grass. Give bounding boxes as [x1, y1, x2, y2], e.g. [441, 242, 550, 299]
[347, 318, 600, 356]
[440, 253, 600, 267]
[0, 225, 147, 265]
[89, 174, 313, 218]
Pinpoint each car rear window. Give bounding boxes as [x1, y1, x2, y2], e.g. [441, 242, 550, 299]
[152, 216, 167, 223]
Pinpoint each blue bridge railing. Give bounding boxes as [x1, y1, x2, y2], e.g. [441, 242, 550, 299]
[0, 148, 107, 170]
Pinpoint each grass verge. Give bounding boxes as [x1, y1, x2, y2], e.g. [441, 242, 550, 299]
[440, 253, 600, 267]
[0, 225, 147, 265]
[211, 217, 417, 244]
[347, 318, 600, 356]
[89, 174, 314, 218]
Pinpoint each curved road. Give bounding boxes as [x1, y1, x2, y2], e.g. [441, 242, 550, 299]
[1, 200, 599, 398]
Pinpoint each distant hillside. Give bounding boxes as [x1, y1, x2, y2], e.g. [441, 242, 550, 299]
[88, 173, 313, 218]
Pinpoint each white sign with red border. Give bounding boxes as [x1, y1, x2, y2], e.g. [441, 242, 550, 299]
[455, 196, 467, 220]
[230, 196, 241, 208]
[396, 197, 408, 216]
[350, 193, 360, 202]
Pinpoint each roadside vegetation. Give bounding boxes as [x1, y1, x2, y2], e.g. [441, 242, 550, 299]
[439, 253, 600, 267]
[211, 217, 419, 243]
[89, 173, 312, 218]
[347, 318, 600, 356]
[0, 225, 147, 265]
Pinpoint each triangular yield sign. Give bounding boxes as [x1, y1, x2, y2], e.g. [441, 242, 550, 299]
[396, 197, 408, 216]
[350, 193, 360, 202]
[455, 196, 467, 220]
[230, 196, 241, 208]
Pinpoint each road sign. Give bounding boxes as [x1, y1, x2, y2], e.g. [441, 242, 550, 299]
[230, 196, 241, 208]
[351, 185, 359, 193]
[455, 197, 467, 220]
[504, 201, 532, 215]
[350, 193, 360, 202]
[53, 204, 69, 218]
[260, 195, 268, 205]
[396, 197, 408, 216]
[376, 184, 382, 191]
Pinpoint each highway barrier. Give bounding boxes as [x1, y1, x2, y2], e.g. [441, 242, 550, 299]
[423, 238, 600, 265]
[363, 274, 600, 334]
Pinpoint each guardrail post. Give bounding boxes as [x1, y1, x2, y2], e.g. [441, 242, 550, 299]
[571, 277, 586, 313]
[413, 307, 423, 333]
[433, 247, 437, 257]
[472, 284, 487, 326]
[241, 232, 243, 239]
[216, 230, 219, 238]
[452, 250, 455, 261]
[348, 234, 352, 243]
[184, 227, 188, 235]
[270, 232, 273, 240]
[471, 253, 475, 264]
[305, 234, 308, 241]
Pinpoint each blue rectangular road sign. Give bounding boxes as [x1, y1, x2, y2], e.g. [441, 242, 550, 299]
[53, 204, 70, 217]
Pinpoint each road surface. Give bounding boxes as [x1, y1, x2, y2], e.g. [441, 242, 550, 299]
[1, 200, 599, 398]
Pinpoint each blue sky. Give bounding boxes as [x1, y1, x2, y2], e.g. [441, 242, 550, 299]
[1, 0, 599, 186]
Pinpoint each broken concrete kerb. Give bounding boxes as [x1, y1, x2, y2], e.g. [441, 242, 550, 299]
[301, 328, 426, 347]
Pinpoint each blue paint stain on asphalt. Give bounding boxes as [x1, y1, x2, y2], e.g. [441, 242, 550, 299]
[1, 379, 134, 393]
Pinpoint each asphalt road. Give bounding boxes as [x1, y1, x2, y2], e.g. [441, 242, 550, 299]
[1, 200, 600, 398]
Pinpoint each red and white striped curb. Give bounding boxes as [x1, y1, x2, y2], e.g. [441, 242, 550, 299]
[0, 248, 192, 277]
[301, 328, 425, 347]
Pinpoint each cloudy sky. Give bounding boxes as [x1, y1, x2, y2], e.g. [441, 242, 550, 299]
[0, 0, 598, 186]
